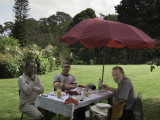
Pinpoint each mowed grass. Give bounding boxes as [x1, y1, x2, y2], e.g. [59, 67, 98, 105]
[0, 65, 160, 120]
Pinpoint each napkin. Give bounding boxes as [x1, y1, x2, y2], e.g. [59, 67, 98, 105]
[64, 98, 79, 105]
[66, 90, 79, 95]
[78, 85, 85, 88]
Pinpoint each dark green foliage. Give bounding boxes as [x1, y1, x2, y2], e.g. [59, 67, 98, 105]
[47, 12, 72, 34]
[100, 14, 118, 21]
[2, 2, 159, 66]
[12, 20, 28, 46]
[25, 12, 72, 49]
[115, 0, 140, 27]
[70, 8, 96, 28]
[115, 0, 160, 39]
[115, 0, 160, 69]
[0, 36, 19, 53]
[0, 36, 23, 78]
[13, 0, 30, 21]
[12, 0, 30, 46]
[0, 54, 22, 78]
[0, 24, 3, 35]
[0, 22, 14, 36]
[68, 8, 96, 64]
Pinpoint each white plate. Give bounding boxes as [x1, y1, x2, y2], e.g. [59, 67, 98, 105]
[48, 92, 56, 96]
[73, 95, 84, 101]
[96, 103, 111, 108]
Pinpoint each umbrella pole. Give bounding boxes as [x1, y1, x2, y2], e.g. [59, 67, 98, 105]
[102, 47, 106, 82]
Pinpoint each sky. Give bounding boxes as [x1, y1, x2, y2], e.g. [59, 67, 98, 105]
[0, 0, 121, 25]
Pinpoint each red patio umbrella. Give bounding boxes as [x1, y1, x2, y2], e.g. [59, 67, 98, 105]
[60, 18, 158, 81]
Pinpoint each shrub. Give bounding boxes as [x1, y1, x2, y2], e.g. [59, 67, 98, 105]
[0, 36, 62, 78]
[0, 54, 23, 78]
[0, 36, 19, 54]
[42, 45, 57, 71]
[22, 44, 50, 75]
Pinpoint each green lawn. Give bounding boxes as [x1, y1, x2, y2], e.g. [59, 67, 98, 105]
[0, 65, 160, 120]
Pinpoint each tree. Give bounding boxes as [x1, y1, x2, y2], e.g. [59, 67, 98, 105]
[115, 0, 141, 27]
[137, 0, 160, 39]
[0, 24, 3, 36]
[70, 8, 96, 27]
[68, 8, 97, 64]
[100, 13, 118, 21]
[47, 12, 72, 35]
[2, 22, 14, 37]
[12, 0, 30, 46]
[115, 0, 160, 65]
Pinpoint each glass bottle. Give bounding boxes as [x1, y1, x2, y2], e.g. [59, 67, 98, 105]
[98, 78, 102, 93]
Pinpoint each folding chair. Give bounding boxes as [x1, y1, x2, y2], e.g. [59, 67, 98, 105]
[19, 90, 23, 120]
[132, 92, 145, 120]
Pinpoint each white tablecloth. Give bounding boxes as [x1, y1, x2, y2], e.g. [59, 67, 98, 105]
[35, 89, 113, 119]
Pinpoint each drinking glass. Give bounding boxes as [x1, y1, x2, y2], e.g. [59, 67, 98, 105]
[57, 87, 62, 98]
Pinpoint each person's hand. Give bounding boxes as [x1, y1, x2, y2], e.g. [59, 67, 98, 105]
[31, 74, 35, 81]
[102, 84, 110, 90]
[60, 83, 65, 88]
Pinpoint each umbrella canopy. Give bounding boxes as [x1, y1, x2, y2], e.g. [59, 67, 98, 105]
[61, 18, 158, 49]
[60, 18, 158, 82]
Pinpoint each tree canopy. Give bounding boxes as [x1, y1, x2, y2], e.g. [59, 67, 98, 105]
[12, 0, 30, 46]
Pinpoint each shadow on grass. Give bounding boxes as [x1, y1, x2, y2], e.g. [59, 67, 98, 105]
[143, 97, 160, 120]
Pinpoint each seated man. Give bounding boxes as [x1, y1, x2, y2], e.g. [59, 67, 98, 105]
[91, 66, 135, 120]
[18, 60, 44, 120]
[53, 61, 86, 120]
[53, 61, 77, 90]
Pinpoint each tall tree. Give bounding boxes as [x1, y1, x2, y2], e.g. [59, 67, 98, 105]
[70, 8, 96, 27]
[115, 0, 160, 65]
[138, 0, 160, 38]
[100, 14, 118, 21]
[3, 22, 14, 37]
[12, 0, 30, 46]
[68, 8, 97, 64]
[115, 0, 140, 27]
[0, 24, 3, 36]
[47, 12, 72, 35]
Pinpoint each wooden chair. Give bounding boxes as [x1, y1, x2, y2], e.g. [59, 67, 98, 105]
[90, 102, 125, 120]
[106, 102, 125, 120]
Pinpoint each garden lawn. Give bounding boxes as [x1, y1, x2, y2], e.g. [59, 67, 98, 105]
[0, 65, 160, 120]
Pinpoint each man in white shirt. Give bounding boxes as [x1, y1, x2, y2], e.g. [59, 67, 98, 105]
[53, 61, 77, 90]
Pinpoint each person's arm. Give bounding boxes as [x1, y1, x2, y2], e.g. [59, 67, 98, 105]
[102, 84, 117, 93]
[64, 75, 77, 90]
[53, 74, 61, 90]
[64, 83, 77, 90]
[33, 75, 44, 94]
[54, 82, 60, 90]
[18, 76, 34, 95]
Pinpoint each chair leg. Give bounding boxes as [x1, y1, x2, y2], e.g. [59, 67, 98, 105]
[20, 112, 23, 120]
